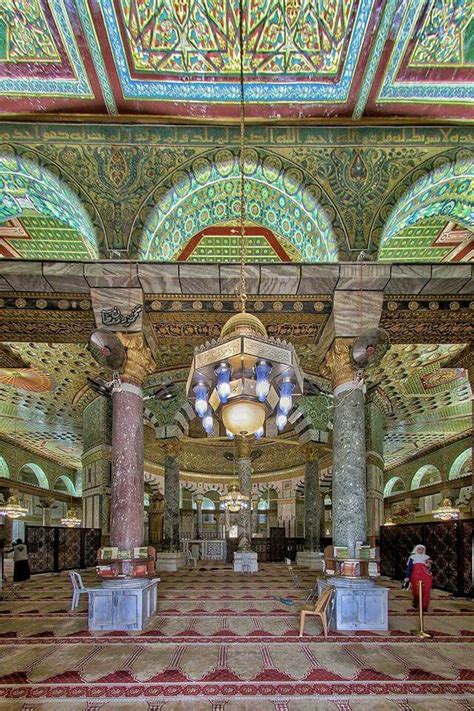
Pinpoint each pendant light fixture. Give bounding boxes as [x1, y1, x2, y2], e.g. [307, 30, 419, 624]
[186, 0, 303, 438]
[0, 494, 28, 519]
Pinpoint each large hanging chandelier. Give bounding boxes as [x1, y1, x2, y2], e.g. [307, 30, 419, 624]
[432, 497, 460, 521]
[0, 495, 28, 519]
[186, 0, 303, 439]
[220, 484, 250, 513]
[61, 508, 82, 528]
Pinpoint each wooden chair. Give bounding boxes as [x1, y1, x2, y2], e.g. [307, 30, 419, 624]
[299, 587, 333, 639]
[69, 571, 92, 611]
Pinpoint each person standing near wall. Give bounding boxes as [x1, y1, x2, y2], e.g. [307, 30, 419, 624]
[404, 543, 433, 612]
[6, 539, 31, 582]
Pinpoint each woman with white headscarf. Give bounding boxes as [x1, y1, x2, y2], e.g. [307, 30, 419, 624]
[404, 544, 433, 612]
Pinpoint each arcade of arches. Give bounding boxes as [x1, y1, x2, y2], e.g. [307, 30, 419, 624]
[0, 1, 473, 708]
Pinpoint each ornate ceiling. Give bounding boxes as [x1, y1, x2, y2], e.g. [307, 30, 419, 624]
[0, 0, 472, 119]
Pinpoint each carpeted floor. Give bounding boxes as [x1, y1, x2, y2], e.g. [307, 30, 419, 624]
[0, 562, 472, 709]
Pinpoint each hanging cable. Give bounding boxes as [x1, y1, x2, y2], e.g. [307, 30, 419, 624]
[238, 0, 247, 312]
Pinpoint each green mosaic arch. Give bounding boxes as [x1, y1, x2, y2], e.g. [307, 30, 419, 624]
[378, 156, 474, 258]
[131, 148, 341, 262]
[383, 476, 405, 498]
[0, 150, 100, 259]
[0, 456, 10, 479]
[449, 448, 472, 481]
[370, 148, 473, 254]
[18, 463, 49, 490]
[53, 474, 77, 496]
[410, 464, 442, 491]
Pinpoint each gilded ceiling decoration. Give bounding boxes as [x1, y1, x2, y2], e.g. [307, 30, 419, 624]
[0, 1, 472, 119]
[367, 343, 471, 466]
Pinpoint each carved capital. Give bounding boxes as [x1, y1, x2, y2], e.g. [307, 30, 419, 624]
[236, 436, 252, 459]
[117, 332, 155, 386]
[321, 338, 355, 390]
[161, 438, 181, 459]
[304, 443, 319, 462]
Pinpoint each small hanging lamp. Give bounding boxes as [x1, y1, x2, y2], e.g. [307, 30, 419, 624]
[1, 495, 28, 519]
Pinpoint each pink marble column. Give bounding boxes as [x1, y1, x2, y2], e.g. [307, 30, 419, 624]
[109, 333, 154, 552]
[110, 384, 144, 550]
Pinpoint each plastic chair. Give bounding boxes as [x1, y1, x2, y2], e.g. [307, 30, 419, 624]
[285, 558, 301, 588]
[186, 549, 197, 568]
[69, 571, 91, 611]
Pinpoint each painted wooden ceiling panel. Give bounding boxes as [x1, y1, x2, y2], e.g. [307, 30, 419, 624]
[0, 0, 472, 119]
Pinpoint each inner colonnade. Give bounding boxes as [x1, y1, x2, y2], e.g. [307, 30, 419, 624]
[0, 1, 473, 704]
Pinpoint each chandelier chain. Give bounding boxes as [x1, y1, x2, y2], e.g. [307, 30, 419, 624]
[238, 0, 247, 312]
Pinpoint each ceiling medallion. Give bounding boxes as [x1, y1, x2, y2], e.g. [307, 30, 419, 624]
[185, 0, 303, 440]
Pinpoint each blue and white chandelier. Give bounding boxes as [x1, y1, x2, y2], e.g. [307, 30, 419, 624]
[186, 0, 302, 439]
[186, 311, 303, 438]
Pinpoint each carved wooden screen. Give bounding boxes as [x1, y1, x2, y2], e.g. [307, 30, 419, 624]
[381, 519, 473, 596]
[25, 526, 101, 574]
[26, 526, 56, 574]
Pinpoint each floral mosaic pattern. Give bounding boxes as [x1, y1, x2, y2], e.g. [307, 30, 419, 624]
[137, 147, 339, 262]
[0, 152, 99, 258]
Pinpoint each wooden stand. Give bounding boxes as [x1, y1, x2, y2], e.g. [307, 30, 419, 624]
[96, 546, 156, 579]
[323, 545, 381, 578]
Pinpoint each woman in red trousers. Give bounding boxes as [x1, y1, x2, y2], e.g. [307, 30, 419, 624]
[404, 544, 433, 612]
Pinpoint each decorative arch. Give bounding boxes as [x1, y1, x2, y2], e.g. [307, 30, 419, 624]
[411, 464, 442, 491]
[0, 456, 10, 479]
[130, 147, 342, 262]
[0, 151, 99, 258]
[19, 463, 49, 489]
[52, 474, 76, 496]
[379, 156, 474, 257]
[384, 476, 406, 498]
[449, 448, 472, 480]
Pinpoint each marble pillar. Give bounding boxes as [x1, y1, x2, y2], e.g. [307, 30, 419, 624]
[109, 333, 154, 552]
[81, 396, 112, 541]
[148, 493, 164, 546]
[195, 494, 204, 540]
[366, 393, 385, 546]
[324, 339, 367, 557]
[251, 494, 259, 536]
[163, 440, 181, 551]
[224, 505, 230, 534]
[303, 444, 322, 552]
[39, 498, 53, 527]
[237, 438, 252, 551]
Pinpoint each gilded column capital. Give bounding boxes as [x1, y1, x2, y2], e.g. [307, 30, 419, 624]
[236, 436, 252, 459]
[321, 338, 356, 390]
[117, 332, 155, 386]
[161, 438, 182, 459]
[304, 443, 319, 462]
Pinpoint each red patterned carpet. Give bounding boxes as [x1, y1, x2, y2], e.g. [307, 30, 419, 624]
[0, 562, 472, 709]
